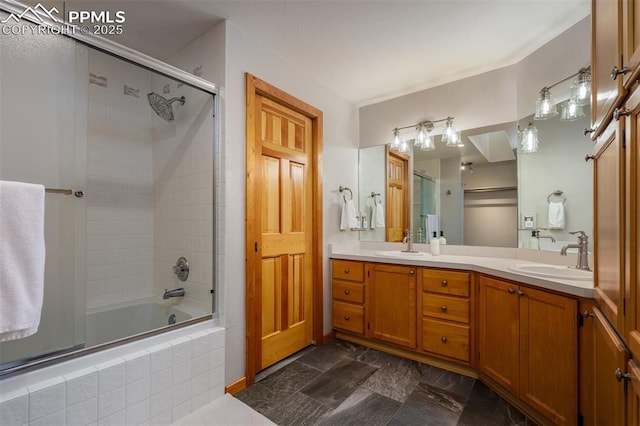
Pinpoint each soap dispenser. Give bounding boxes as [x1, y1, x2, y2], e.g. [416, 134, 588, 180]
[430, 231, 440, 256]
[438, 231, 447, 245]
[529, 230, 540, 250]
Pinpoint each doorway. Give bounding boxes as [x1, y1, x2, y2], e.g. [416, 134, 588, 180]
[245, 74, 324, 385]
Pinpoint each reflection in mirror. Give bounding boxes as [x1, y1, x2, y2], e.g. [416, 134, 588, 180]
[517, 110, 592, 251]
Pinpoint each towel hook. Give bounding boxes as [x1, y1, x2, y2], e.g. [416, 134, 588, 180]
[339, 186, 353, 200]
[547, 190, 566, 204]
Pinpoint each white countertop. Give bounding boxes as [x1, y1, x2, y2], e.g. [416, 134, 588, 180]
[329, 242, 594, 298]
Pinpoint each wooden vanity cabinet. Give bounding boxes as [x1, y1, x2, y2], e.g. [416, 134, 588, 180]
[418, 269, 473, 364]
[367, 263, 417, 349]
[331, 260, 365, 335]
[478, 275, 578, 425]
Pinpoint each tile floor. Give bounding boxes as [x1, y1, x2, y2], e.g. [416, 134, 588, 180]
[236, 339, 535, 426]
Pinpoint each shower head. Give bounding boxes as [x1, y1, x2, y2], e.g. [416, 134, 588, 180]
[147, 92, 186, 121]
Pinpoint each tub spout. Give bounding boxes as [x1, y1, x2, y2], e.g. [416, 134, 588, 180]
[163, 288, 185, 299]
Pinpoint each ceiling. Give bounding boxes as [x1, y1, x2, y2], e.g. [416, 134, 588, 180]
[64, 0, 590, 106]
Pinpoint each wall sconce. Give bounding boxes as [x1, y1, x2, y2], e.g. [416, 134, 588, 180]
[534, 66, 590, 121]
[518, 122, 539, 154]
[391, 116, 460, 152]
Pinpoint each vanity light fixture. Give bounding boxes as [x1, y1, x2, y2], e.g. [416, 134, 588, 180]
[390, 116, 459, 152]
[519, 122, 539, 154]
[534, 66, 591, 121]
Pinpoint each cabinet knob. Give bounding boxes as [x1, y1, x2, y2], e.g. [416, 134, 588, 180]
[344, 268, 350, 274]
[611, 65, 630, 80]
[585, 155, 595, 162]
[441, 280, 448, 287]
[344, 289, 350, 295]
[344, 315, 350, 321]
[440, 305, 448, 312]
[508, 288, 516, 294]
[441, 336, 448, 343]
[615, 368, 631, 382]
[583, 127, 595, 136]
[614, 108, 631, 121]
[409, 270, 415, 276]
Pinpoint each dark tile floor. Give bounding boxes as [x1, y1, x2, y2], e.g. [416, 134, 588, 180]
[235, 339, 535, 426]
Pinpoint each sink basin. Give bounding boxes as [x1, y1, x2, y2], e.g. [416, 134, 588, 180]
[376, 250, 431, 259]
[508, 264, 593, 281]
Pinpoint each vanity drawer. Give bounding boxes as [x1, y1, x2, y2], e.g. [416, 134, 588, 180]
[422, 294, 470, 324]
[332, 260, 365, 282]
[421, 269, 470, 297]
[422, 318, 470, 362]
[332, 300, 365, 334]
[333, 280, 365, 304]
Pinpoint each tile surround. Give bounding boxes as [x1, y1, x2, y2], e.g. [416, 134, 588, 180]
[0, 327, 225, 426]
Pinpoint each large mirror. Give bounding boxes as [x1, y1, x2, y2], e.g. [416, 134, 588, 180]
[357, 16, 593, 251]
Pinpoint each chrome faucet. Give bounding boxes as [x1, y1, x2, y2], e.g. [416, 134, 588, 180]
[560, 231, 591, 271]
[402, 228, 417, 253]
[533, 228, 556, 243]
[163, 288, 185, 299]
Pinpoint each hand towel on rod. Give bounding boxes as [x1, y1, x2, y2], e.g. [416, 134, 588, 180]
[340, 198, 359, 230]
[0, 180, 46, 342]
[371, 198, 385, 228]
[426, 214, 439, 238]
[548, 201, 565, 229]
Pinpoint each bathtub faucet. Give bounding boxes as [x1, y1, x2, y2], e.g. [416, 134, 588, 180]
[163, 288, 185, 299]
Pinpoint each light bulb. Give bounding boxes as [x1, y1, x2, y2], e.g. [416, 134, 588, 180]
[534, 88, 558, 120]
[391, 128, 401, 150]
[521, 122, 539, 153]
[421, 135, 435, 151]
[570, 68, 591, 106]
[560, 98, 585, 121]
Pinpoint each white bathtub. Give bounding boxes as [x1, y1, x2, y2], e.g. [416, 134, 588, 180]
[85, 299, 206, 347]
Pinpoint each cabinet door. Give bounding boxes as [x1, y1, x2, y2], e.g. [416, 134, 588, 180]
[623, 0, 640, 87]
[593, 308, 630, 425]
[593, 122, 626, 331]
[592, 0, 624, 132]
[478, 276, 519, 393]
[519, 287, 578, 425]
[368, 264, 417, 349]
[628, 360, 640, 426]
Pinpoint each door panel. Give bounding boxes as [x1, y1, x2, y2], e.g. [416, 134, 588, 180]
[386, 150, 409, 242]
[593, 308, 630, 425]
[256, 94, 313, 370]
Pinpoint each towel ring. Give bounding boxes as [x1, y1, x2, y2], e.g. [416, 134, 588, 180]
[547, 190, 566, 204]
[339, 186, 353, 200]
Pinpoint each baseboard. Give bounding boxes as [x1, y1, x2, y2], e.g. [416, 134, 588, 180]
[225, 376, 247, 395]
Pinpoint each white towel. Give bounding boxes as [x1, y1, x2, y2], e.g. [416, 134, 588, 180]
[0, 181, 46, 342]
[340, 198, 359, 230]
[371, 199, 385, 228]
[548, 201, 565, 230]
[426, 214, 439, 239]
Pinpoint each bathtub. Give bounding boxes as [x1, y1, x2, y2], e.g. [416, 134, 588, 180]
[85, 299, 206, 347]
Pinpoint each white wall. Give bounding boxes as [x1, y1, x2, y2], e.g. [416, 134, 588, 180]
[222, 22, 359, 384]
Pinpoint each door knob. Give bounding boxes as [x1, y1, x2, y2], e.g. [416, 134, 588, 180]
[344, 268, 350, 274]
[441, 280, 448, 287]
[615, 368, 631, 382]
[518, 290, 526, 297]
[441, 336, 448, 343]
[409, 270, 415, 275]
[508, 288, 516, 294]
[344, 315, 350, 321]
[440, 305, 448, 312]
[344, 289, 350, 295]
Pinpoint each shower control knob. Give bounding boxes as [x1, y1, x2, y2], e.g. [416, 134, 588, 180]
[172, 257, 189, 281]
[74, 190, 84, 198]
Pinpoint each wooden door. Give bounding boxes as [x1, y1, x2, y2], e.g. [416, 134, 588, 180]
[478, 276, 519, 393]
[593, 122, 626, 331]
[628, 360, 640, 426]
[367, 264, 417, 349]
[386, 148, 409, 242]
[246, 74, 324, 383]
[519, 287, 577, 425]
[591, 0, 624, 134]
[593, 308, 630, 426]
[256, 95, 313, 370]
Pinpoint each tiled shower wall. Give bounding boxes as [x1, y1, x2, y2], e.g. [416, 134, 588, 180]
[151, 78, 215, 315]
[85, 50, 154, 309]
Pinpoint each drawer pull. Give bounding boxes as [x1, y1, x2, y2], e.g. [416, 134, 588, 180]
[441, 280, 448, 287]
[344, 268, 350, 274]
[440, 305, 448, 312]
[344, 315, 350, 321]
[441, 336, 448, 343]
[518, 290, 526, 297]
[409, 270, 415, 276]
[508, 288, 516, 294]
[344, 289, 350, 295]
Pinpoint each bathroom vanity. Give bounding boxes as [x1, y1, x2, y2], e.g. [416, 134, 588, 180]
[330, 244, 593, 425]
